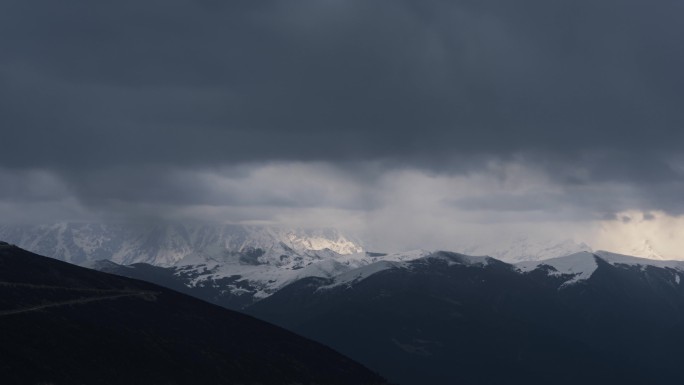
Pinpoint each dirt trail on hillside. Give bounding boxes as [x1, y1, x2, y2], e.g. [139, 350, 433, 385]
[0, 282, 159, 316]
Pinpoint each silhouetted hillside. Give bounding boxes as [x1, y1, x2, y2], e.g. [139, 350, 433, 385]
[0, 242, 387, 385]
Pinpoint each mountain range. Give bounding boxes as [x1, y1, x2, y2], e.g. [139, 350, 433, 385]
[0, 222, 363, 266]
[0, 222, 595, 309]
[3, 222, 684, 384]
[248, 251, 684, 385]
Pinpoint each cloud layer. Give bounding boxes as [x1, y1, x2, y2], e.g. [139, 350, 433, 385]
[2, 1, 684, 253]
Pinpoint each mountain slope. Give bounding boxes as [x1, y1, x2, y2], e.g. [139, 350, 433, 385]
[247, 251, 684, 385]
[88, 250, 432, 310]
[0, 242, 387, 385]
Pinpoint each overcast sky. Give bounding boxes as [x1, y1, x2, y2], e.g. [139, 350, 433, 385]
[2, 1, 684, 255]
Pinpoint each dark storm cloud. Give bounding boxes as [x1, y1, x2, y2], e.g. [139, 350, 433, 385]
[1, 0, 684, 217]
[54, 163, 376, 211]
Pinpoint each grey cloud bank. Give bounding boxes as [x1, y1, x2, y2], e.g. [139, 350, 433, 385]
[1, 0, 684, 242]
[3, 1, 683, 164]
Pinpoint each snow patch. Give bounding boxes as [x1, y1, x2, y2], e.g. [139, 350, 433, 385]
[323, 261, 405, 289]
[594, 250, 684, 271]
[516, 252, 598, 286]
[429, 252, 491, 267]
[517, 250, 684, 287]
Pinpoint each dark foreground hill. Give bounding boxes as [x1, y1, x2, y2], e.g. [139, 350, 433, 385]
[0, 242, 387, 385]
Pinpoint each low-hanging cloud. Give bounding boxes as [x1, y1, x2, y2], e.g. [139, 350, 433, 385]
[1, 0, 684, 251]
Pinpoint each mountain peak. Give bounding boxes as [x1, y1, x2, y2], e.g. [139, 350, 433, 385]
[516, 251, 684, 287]
[457, 237, 593, 263]
[626, 239, 665, 260]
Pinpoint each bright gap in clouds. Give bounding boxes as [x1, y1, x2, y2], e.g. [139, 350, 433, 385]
[593, 211, 684, 260]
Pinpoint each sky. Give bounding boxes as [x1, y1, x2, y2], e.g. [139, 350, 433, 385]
[2, 1, 684, 256]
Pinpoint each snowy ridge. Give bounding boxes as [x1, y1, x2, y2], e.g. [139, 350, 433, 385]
[0, 222, 431, 300]
[427, 251, 492, 267]
[516, 251, 684, 287]
[458, 237, 592, 263]
[320, 251, 489, 290]
[594, 250, 684, 270]
[516, 252, 599, 286]
[323, 261, 407, 289]
[5, 222, 684, 300]
[181, 250, 433, 298]
[621, 239, 666, 260]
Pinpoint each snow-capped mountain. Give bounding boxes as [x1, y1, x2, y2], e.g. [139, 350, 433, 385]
[160, 232, 591, 306]
[516, 250, 684, 287]
[247, 250, 684, 385]
[0, 223, 437, 306]
[0, 222, 375, 306]
[6, 222, 684, 384]
[456, 236, 592, 263]
[0, 222, 363, 266]
[0, 222, 593, 267]
[3, 222, 676, 309]
[282, 250, 684, 293]
[91, 249, 434, 308]
[95, 244, 684, 312]
[623, 238, 666, 260]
